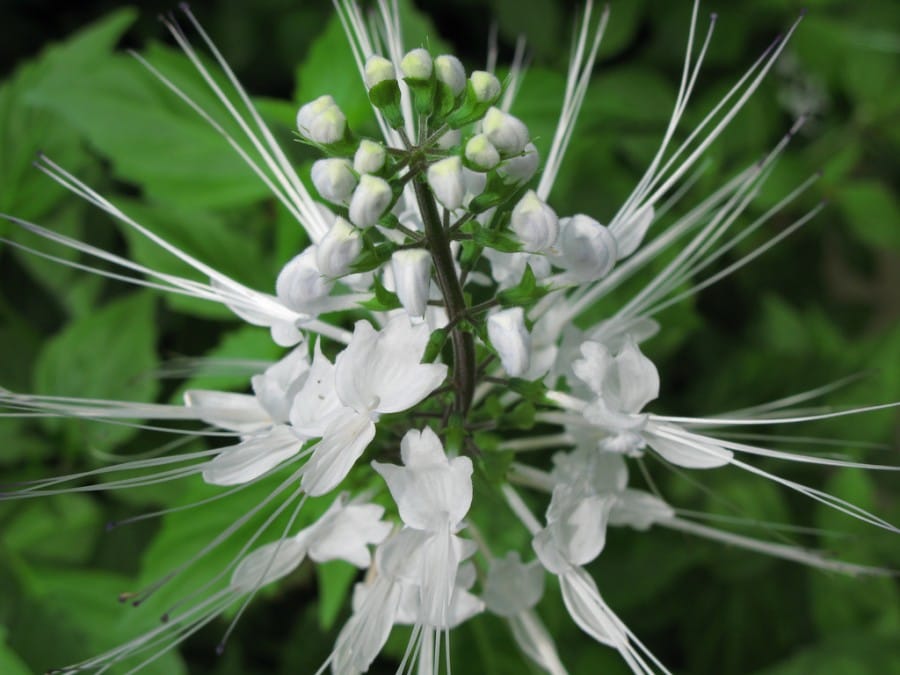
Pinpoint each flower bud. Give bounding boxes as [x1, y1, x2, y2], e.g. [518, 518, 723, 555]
[353, 140, 386, 174]
[496, 142, 539, 184]
[401, 48, 435, 116]
[511, 190, 559, 252]
[391, 248, 432, 318]
[311, 158, 357, 204]
[427, 156, 465, 211]
[487, 307, 531, 377]
[556, 214, 618, 281]
[464, 134, 500, 171]
[364, 55, 395, 89]
[316, 216, 362, 278]
[296, 95, 346, 145]
[348, 174, 393, 228]
[365, 55, 404, 129]
[400, 48, 433, 80]
[470, 70, 501, 103]
[434, 54, 466, 97]
[483, 107, 530, 155]
[276, 247, 331, 312]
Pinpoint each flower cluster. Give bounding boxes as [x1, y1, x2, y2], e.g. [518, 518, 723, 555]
[1, 1, 896, 674]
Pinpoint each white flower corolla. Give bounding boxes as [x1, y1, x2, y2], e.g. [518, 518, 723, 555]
[400, 48, 433, 80]
[201, 425, 301, 486]
[316, 216, 362, 278]
[487, 307, 532, 377]
[462, 166, 487, 202]
[434, 54, 466, 96]
[250, 344, 310, 423]
[483, 107, 530, 155]
[496, 142, 540, 184]
[390, 248, 432, 319]
[511, 190, 559, 252]
[296, 94, 346, 145]
[363, 54, 395, 88]
[299, 318, 448, 496]
[464, 133, 501, 171]
[609, 204, 654, 260]
[555, 214, 618, 282]
[427, 155, 465, 210]
[483, 552, 545, 617]
[348, 174, 393, 228]
[574, 337, 659, 454]
[469, 70, 501, 102]
[231, 495, 391, 592]
[275, 247, 333, 313]
[353, 139, 386, 174]
[373, 427, 473, 533]
[311, 158, 357, 204]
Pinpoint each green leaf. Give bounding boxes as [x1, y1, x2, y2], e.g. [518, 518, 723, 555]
[33, 291, 159, 453]
[25, 44, 281, 209]
[3, 495, 101, 564]
[316, 560, 356, 630]
[497, 264, 549, 308]
[838, 180, 900, 250]
[360, 275, 402, 312]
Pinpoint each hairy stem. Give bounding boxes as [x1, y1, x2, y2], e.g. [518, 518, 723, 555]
[413, 176, 476, 416]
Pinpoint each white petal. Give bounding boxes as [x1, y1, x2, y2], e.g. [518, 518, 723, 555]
[610, 204, 654, 259]
[614, 338, 659, 414]
[231, 538, 307, 592]
[183, 389, 271, 432]
[483, 552, 545, 617]
[202, 425, 300, 486]
[559, 568, 628, 648]
[487, 307, 531, 378]
[251, 345, 309, 423]
[572, 341, 612, 395]
[645, 430, 733, 469]
[289, 341, 344, 438]
[307, 502, 392, 567]
[300, 411, 375, 496]
[609, 489, 675, 530]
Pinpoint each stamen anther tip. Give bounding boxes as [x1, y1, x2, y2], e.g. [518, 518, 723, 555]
[215, 643, 226, 656]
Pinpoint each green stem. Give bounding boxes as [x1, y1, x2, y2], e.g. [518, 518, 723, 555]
[413, 176, 476, 416]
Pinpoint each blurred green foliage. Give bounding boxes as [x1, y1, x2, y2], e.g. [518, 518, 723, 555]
[0, 0, 898, 673]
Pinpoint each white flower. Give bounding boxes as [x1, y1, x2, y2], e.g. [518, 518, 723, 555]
[373, 426, 473, 533]
[574, 337, 659, 454]
[511, 190, 559, 252]
[311, 158, 357, 204]
[487, 307, 532, 377]
[390, 248, 432, 318]
[298, 317, 448, 496]
[296, 94, 346, 144]
[427, 155, 465, 210]
[348, 174, 393, 228]
[315, 216, 362, 278]
[231, 494, 390, 592]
